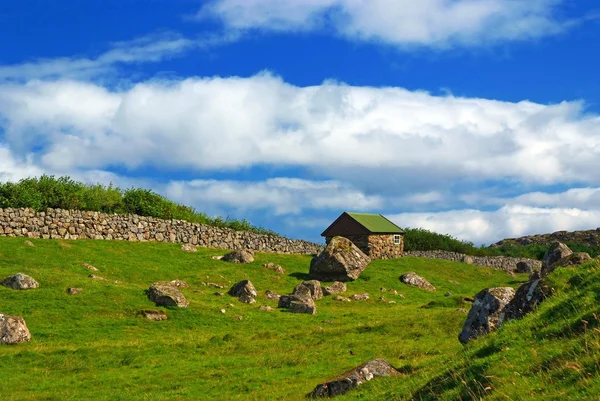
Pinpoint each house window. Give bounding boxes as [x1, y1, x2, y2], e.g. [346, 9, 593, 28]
[393, 235, 401, 245]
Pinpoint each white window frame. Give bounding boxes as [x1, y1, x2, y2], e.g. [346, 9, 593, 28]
[393, 234, 401, 245]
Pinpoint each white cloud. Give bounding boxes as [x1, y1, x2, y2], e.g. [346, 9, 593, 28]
[0, 145, 43, 182]
[390, 202, 600, 245]
[199, 0, 571, 48]
[1, 73, 599, 191]
[0, 33, 195, 82]
[165, 178, 383, 215]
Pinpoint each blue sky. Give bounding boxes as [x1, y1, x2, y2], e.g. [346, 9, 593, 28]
[1, 0, 600, 244]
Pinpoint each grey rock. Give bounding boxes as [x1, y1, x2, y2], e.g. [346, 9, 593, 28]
[323, 281, 347, 296]
[265, 290, 280, 300]
[147, 282, 189, 308]
[309, 359, 400, 398]
[67, 287, 83, 295]
[259, 305, 274, 312]
[181, 243, 198, 253]
[140, 309, 167, 321]
[293, 280, 323, 301]
[0, 314, 32, 344]
[515, 261, 535, 274]
[350, 293, 369, 301]
[222, 249, 254, 264]
[228, 280, 258, 304]
[458, 287, 515, 345]
[289, 299, 317, 315]
[1, 273, 39, 290]
[541, 241, 573, 276]
[262, 262, 286, 274]
[333, 295, 351, 302]
[399, 272, 435, 292]
[505, 278, 552, 321]
[309, 236, 371, 282]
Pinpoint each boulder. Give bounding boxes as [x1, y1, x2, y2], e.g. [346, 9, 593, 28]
[222, 249, 254, 264]
[259, 305, 274, 312]
[293, 280, 323, 301]
[278, 294, 308, 308]
[265, 290, 280, 300]
[1, 273, 39, 290]
[289, 299, 317, 315]
[309, 359, 400, 398]
[333, 296, 351, 302]
[228, 280, 258, 304]
[147, 282, 189, 308]
[309, 236, 371, 282]
[350, 293, 369, 301]
[541, 241, 573, 276]
[67, 287, 83, 295]
[0, 314, 31, 344]
[399, 272, 435, 292]
[552, 252, 592, 269]
[140, 309, 168, 321]
[504, 278, 552, 321]
[458, 287, 515, 345]
[323, 281, 347, 296]
[515, 261, 535, 274]
[181, 243, 198, 253]
[263, 262, 286, 274]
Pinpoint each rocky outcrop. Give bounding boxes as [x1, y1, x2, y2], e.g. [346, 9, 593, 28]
[147, 282, 189, 308]
[323, 281, 347, 296]
[405, 251, 541, 273]
[491, 228, 600, 248]
[0, 314, 31, 344]
[309, 359, 400, 398]
[458, 287, 515, 345]
[228, 280, 258, 304]
[399, 272, 435, 292]
[1, 273, 39, 290]
[0, 208, 322, 255]
[222, 250, 254, 264]
[309, 236, 371, 282]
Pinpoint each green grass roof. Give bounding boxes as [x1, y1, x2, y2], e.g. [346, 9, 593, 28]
[346, 212, 405, 234]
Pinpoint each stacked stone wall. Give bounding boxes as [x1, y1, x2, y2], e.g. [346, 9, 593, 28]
[326, 234, 404, 260]
[0, 208, 322, 255]
[404, 250, 541, 272]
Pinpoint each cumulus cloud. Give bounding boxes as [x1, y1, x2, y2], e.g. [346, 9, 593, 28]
[1, 73, 599, 191]
[165, 178, 383, 215]
[0, 145, 43, 182]
[199, 0, 572, 47]
[390, 201, 600, 245]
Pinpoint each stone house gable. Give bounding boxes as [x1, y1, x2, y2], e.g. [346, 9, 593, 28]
[321, 212, 405, 260]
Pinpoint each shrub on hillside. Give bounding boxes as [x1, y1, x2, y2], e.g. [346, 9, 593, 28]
[0, 175, 275, 235]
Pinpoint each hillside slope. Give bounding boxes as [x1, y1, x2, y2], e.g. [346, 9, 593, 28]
[1, 237, 598, 400]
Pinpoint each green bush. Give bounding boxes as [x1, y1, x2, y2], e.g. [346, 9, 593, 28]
[0, 175, 276, 235]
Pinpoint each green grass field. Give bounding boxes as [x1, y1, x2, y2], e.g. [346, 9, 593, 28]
[1, 237, 598, 400]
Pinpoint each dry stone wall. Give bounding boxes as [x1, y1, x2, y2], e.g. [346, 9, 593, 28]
[0, 208, 322, 255]
[404, 250, 541, 272]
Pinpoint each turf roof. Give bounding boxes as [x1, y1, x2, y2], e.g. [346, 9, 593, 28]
[346, 212, 405, 234]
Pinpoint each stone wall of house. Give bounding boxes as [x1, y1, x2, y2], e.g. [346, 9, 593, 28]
[404, 250, 541, 272]
[326, 234, 404, 260]
[367, 234, 404, 260]
[0, 208, 323, 255]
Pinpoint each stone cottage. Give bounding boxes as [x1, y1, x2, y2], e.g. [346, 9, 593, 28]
[321, 212, 405, 260]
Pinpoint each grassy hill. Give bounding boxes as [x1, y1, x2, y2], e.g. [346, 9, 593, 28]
[1, 237, 598, 400]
